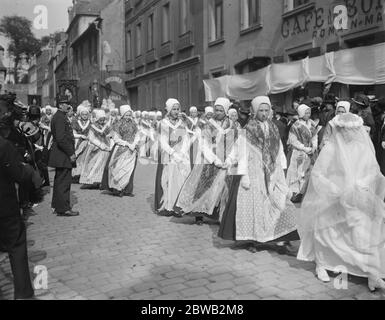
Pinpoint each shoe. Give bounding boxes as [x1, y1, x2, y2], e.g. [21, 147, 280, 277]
[316, 266, 331, 283]
[173, 212, 183, 218]
[158, 211, 173, 217]
[247, 245, 258, 253]
[57, 210, 80, 217]
[291, 193, 303, 203]
[368, 278, 385, 292]
[125, 193, 135, 197]
[195, 218, 204, 226]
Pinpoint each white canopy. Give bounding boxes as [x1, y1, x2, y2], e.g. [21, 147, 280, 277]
[203, 42, 385, 101]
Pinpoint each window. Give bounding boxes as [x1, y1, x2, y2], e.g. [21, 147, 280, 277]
[162, 3, 170, 43]
[209, 0, 223, 42]
[148, 14, 154, 50]
[240, 0, 260, 30]
[126, 30, 132, 60]
[136, 23, 142, 57]
[79, 44, 83, 69]
[88, 37, 92, 64]
[284, 0, 310, 13]
[93, 34, 98, 64]
[74, 48, 78, 68]
[43, 83, 49, 98]
[180, 0, 189, 34]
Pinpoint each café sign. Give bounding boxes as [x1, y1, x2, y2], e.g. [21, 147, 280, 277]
[282, 0, 385, 39]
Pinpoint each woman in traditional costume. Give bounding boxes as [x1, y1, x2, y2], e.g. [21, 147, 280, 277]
[175, 98, 236, 225]
[320, 101, 350, 150]
[109, 108, 120, 126]
[39, 105, 57, 152]
[286, 104, 319, 203]
[80, 109, 112, 189]
[139, 111, 153, 159]
[72, 105, 91, 183]
[220, 96, 297, 252]
[297, 112, 385, 291]
[379, 114, 385, 175]
[149, 111, 160, 162]
[155, 99, 191, 216]
[185, 106, 201, 169]
[101, 105, 140, 197]
[134, 110, 142, 126]
[198, 106, 214, 129]
[228, 108, 241, 129]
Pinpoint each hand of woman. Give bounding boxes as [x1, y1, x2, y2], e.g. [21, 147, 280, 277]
[241, 176, 250, 190]
[214, 159, 223, 168]
[382, 142, 385, 149]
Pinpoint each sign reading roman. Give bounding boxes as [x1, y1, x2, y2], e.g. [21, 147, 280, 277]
[282, 0, 385, 39]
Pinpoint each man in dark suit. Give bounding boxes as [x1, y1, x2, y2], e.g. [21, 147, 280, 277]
[0, 98, 35, 300]
[48, 97, 79, 217]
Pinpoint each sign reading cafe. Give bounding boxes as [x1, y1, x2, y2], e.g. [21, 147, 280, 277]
[282, 0, 385, 39]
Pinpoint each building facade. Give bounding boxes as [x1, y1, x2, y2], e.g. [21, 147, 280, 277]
[278, 0, 385, 98]
[66, 0, 126, 108]
[28, 55, 37, 96]
[0, 45, 7, 93]
[124, 0, 205, 111]
[203, 0, 385, 107]
[36, 49, 51, 102]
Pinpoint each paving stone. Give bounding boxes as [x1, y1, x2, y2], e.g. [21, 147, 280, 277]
[1, 163, 377, 301]
[181, 287, 210, 298]
[207, 281, 234, 292]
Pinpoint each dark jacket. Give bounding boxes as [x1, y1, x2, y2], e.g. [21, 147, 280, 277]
[0, 136, 32, 218]
[379, 120, 385, 175]
[48, 110, 75, 169]
[272, 117, 289, 153]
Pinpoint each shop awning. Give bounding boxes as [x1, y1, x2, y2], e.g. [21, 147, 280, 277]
[203, 42, 385, 101]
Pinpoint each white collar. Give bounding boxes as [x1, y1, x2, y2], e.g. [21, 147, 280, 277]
[91, 123, 109, 134]
[163, 118, 183, 130]
[208, 118, 230, 134]
[188, 117, 198, 125]
[78, 119, 90, 131]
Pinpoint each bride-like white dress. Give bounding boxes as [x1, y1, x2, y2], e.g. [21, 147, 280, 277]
[297, 113, 385, 279]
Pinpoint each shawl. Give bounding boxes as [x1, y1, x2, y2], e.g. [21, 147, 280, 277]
[245, 119, 281, 193]
[290, 119, 317, 147]
[113, 118, 138, 143]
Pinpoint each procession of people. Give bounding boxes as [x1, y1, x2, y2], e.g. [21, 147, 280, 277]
[1, 90, 385, 299]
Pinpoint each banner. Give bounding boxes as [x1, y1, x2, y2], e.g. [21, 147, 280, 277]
[203, 42, 385, 101]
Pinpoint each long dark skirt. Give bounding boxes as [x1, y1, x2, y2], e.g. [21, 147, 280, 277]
[154, 151, 164, 212]
[101, 145, 137, 194]
[218, 176, 241, 240]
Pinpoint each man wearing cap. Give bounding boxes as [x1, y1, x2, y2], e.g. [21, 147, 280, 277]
[352, 94, 376, 140]
[237, 103, 251, 128]
[48, 96, 79, 217]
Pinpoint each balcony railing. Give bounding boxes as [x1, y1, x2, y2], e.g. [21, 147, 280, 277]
[160, 41, 173, 58]
[178, 31, 194, 51]
[134, 55, 144, 68]
[145, 48, 157, 64]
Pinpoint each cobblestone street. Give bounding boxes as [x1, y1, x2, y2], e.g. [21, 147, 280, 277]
[1, 162, 384, 300]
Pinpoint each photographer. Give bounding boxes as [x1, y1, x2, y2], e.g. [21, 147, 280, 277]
[0, 95, 35, 300]
[25, 106, 50, 188]
[0, 95, 43, 218]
